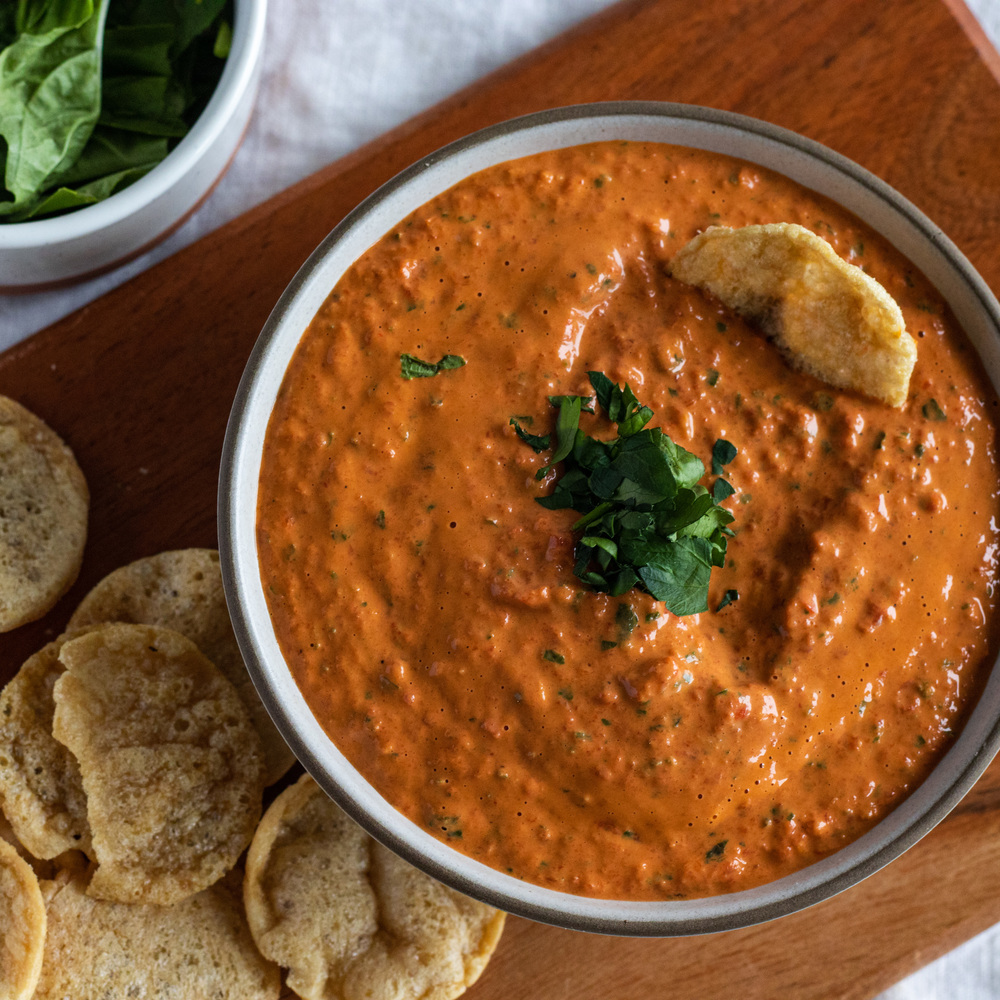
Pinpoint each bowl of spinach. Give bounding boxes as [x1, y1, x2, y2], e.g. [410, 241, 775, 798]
[0, 0, 267, 289]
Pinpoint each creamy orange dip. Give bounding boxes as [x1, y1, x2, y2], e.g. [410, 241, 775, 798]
[258, 142, 1000, 900]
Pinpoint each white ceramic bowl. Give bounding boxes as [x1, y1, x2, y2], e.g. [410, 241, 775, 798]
[0, 0, 267, 290]
[219, 102, 1000, 936]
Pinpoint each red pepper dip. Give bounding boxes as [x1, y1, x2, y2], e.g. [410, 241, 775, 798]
[257, 142, 1000, 900]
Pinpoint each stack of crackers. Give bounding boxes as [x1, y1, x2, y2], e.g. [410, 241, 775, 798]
[0, 397, 505, 1000]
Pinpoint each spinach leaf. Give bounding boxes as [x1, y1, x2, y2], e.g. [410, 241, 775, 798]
[0, 0, 232, 223]
[0, 0, 108, 220]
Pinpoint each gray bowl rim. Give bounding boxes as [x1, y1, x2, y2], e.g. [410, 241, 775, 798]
[219, 100, 1000, 937]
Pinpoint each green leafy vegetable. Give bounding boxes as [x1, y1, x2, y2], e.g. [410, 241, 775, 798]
[0, 0, 232, 222]
[0, 0, 107, 219]
[522, 371, 737, 616]
[711, 438, 738, 475]
[705, 840, 728, 862]
[509, 417, 549, 453]
[400, 353, 467, 379]
[716, 589, 739, 611]
[922, 398, 946, 421]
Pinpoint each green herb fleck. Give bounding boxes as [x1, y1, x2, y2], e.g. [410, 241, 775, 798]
[616, 602, 639, 640]
[922, 398, 946, 421]
[542, 649, 565, 664]
[716, 589, 739, 611]
[705, 840, 728, 862]
[375, 510, 386, 529]
[400, 353, 466, 379]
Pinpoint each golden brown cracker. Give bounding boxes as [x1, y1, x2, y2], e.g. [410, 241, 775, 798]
[245, 773, 505, 1000]
[0, 395, 88, 632]
[670, 223, 917, 406]
[35, 869, 280, 999]
[0, 634, 91, 859]
[67, 548, 295, 785]
[52, 623, 265, 905]
[0, 837, 45, 1000]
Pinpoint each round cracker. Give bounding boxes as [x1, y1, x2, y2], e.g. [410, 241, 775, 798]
[245, 773, 506, 1000]
[0, 805, 88, 884]
[0, 396, 88, 632]
[0, 633, 92, 859]
[67, 548, 296, 785]
[0, 837, 46, 1000]
[52, 623, 265, 905]
[35, 869, 279, 999]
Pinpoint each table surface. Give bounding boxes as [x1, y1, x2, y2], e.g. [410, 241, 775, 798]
[2, 2, 1000, 997]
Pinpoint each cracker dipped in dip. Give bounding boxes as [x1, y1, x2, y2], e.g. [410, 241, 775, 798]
[256, 141, 1000, 901]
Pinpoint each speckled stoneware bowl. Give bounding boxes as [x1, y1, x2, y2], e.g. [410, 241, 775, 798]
[219, 102, 1000, 936]
[0, 0, 267, 290]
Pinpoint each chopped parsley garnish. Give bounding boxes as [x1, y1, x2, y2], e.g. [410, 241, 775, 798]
[400, 353, 466, 379]
[509, 417, 550, 452]
[542, 649, 565, 664]
[922, 398, 946, 421]
[705, 840, 728, 862]
[716, 589, 739, 611]
[711, 439, 737, 475]
[520, 371, 737, 616]
[615, 602, 639, 640]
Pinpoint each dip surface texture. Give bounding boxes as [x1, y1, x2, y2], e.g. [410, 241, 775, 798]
[257, 142, 1000, 900]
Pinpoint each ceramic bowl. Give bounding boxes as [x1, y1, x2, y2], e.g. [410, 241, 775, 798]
[0, 0, 267, 290]
[219, 102, 1000, 936]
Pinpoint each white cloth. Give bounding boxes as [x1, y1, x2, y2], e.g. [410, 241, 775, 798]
[2, 1, 999, 995]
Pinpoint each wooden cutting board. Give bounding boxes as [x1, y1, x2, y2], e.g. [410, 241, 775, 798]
[3, 0, 1000, 995]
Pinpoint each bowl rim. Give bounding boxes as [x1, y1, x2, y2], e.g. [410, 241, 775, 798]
[219, 100, 1000, 936]
[0, 0, 268, 245]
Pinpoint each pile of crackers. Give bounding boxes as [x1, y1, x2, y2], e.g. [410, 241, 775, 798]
[0, 397, 505, 999]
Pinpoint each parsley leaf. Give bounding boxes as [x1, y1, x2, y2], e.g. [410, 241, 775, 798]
[711, 439, 737, 475]
[509, 417, 550, 453]
[520, 371, 737, 616]
[400, 353, 466, 379]
[716, 588, 739, 611]
[705, 839, 728, 861]
[921, 398, 946, 421]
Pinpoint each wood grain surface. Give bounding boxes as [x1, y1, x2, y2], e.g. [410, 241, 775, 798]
[2, 0, 1000, 996]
